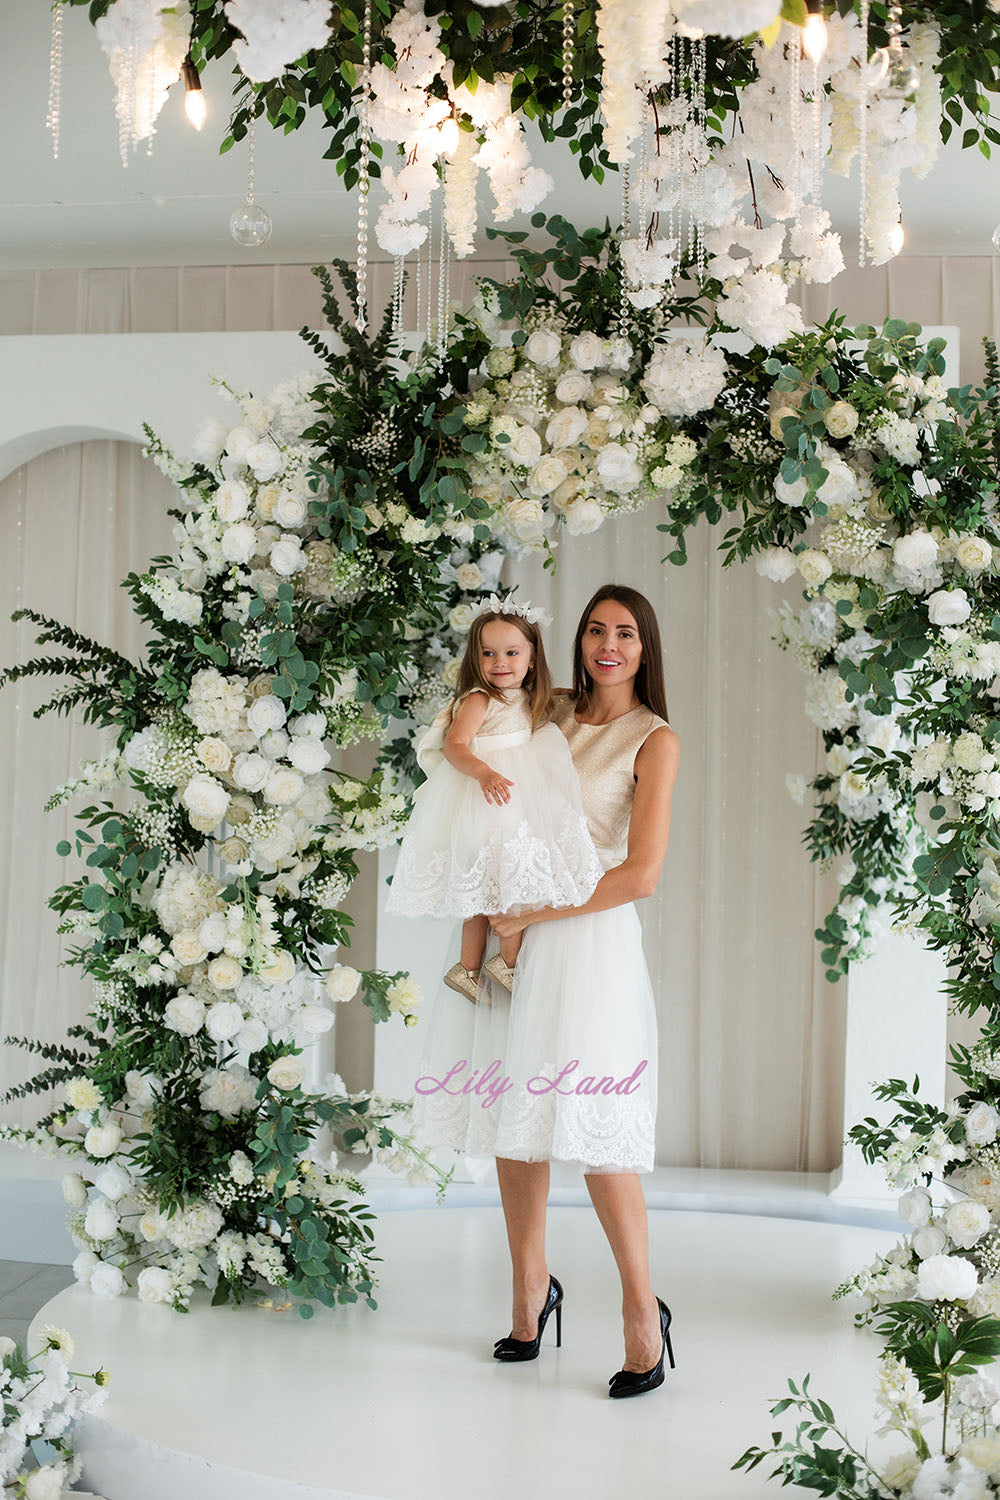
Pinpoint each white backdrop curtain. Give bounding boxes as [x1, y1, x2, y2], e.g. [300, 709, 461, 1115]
[1, 256, 992, 1169]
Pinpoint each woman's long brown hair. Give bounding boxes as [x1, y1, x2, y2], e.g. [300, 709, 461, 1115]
[454, 611, 553, 731]
[571, 584, 670, 724]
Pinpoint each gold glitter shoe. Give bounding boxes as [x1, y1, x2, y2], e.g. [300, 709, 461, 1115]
[443, 962, 483, 1005]
[483, 953, 515, 994]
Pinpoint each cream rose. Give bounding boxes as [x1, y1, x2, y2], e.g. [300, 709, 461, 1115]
[325, 964, 362, 1002]
[956, 535, 993, 574]
[449, 604, 475, 633]
[545, 406, 588, 451]
[796, 549, 833, 586]
[260, 948, 295, 985]
[171, 930, 208, 966]
[264, 767, 304, 806]
[946, 1199, 993, 1249]
[274, 491, 309, 528]
[267, 1055, 305, 1090]
[215, 479, 250, 522]
[217, 835, 250, 867]
[823, 401, 859, 439]
[524, 328, 562, 367]
[207, 955, 243, 991]
[569, 331, 605, 370]
[181, 773, 231, 827]
[527, 454, 569, 497]
[455, 562, 483, 590]
[555, 370, 592, 404]
[255, 484, 280, 520]
[195, 737, 232, 775]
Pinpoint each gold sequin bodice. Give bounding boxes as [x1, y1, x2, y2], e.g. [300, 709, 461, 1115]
[551, 695, 670, 862]
[452, 687, 532, 735]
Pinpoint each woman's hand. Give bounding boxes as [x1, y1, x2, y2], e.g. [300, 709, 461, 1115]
[489, 911, 531, 938]
[478, 768, 515, 805]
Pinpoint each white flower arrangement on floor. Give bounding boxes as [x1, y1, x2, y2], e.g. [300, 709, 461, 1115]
[0, 1327, 107, 1497]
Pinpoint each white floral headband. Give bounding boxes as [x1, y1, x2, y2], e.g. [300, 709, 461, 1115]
[468, 591, 552, 629]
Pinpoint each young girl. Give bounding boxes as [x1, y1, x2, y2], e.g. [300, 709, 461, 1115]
[386, 594, 603, 1004]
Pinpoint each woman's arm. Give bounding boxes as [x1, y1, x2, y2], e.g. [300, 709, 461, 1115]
[489, 725, 680, 934]
[443, 691, 515, 806]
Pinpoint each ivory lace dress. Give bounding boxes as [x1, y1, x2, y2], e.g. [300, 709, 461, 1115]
[385, 687, 602, 919]
[410, 696, 669, 1175]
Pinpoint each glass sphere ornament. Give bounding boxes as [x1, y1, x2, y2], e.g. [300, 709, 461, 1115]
[992, 224, 1000, 255]
[864, 47, 890, 87]
[229, 201, 272, 247]
[883, 50, 920, 98]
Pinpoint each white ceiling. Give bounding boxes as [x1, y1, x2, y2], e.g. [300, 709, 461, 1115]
[3, 1, 999, 270]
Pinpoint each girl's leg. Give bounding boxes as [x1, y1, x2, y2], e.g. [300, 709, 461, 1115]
[460, 914, 488, 974]
[584, 1171, 664, 1372]
[498, 927, 523, 970]
[494, 1156, 552, 1340]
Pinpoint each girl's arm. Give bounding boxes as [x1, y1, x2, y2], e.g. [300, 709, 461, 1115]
[443, 691, 516, 806]
[490, 725, 680, 933]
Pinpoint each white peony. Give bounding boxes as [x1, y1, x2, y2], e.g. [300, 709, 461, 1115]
[927, 588, 971, 626]
[84, 1122, 122, 1158]
[755, 546, 798, 582]
[181, 773, 231, 827]
[917, 1253, 979, 1301]
[898, 1186, 932, 1226]
[221, 521, 258, 565]
[95, 1163, 131, 1201]
[24, 1466, 65, 1500]
[797, 549, 833, 586]
[137, 1266, 175, 1304]
[215, 479, 250, 522]
[84, 1196, 120, 1242]
[164, 992, 205, 1036]
[288, 737, 330, 775]
[72, 1250, 99, 1286]
[893, 529, 938, 570]
[61, 1173, 88, 1209]
[563, 499, 605, 535]
[264, 766, 304, 805]
[774, 472, 808, 508]
[89, 1262, 126, 1297]
[325, 964, 362, 1001]
[268, 1055, 305, 1090]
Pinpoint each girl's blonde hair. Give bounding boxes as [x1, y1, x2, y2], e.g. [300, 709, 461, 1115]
[454, 611, 553, 731]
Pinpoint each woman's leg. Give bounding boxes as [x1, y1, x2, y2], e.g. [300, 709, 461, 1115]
[584, 1171, 664, 1371]
[494, 1156, 552, 1340]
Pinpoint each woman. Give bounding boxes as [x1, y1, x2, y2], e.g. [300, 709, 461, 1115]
[410, 583, 679, 1397]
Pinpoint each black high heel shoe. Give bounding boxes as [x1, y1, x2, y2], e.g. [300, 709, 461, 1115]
[608, 1296, 674, 1398]
[492, 1274, 563, 1361]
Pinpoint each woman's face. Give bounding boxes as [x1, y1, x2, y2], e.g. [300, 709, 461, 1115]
[580, 599, 642, 688]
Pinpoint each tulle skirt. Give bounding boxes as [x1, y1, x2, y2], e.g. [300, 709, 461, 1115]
[410, 893, 659, 1174]
[385, 724, 603, 919]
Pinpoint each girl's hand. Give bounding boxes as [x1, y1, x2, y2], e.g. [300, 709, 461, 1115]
[490, 912, 529, 938]
[478, 769, 515, 806]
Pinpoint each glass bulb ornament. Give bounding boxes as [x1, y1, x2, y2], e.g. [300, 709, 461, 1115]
[883, 50, 920, 98]
[887, 219, 904, 257]
[229, 201, 272, 246]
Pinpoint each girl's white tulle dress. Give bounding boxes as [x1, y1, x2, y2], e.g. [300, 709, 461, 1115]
[385, 687, 603, 919]
[409, 696, 670, 1175]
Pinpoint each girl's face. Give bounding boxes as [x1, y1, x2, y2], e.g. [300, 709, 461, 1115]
[581, 599, 642, 687]
[478, 619, 534, 690]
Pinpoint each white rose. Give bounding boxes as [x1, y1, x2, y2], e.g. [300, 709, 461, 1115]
[503, 421, 543, 468]
[274, 491, 309, 528]
[455, 562, 483, 590]
[916, 1253, 979, 1301]
[449, 604, 475, 633]
[232, 752, 270, 792]
[221, 521, 257, 565]
[267, 1055, 305, 1090]
[325, 964, 362, 1002]
[198, 912, 228, 952]
[504, 495, 546, 540]
[927, 589, 971, 626]
[774, 472, 808, 507]
[524, 328, 562, 367]
[207, 955, 243, 991]
[259, 948, 295, 985]
[264, 766, 305, 805]
[569, 331, 605, 370]
[181, 773, 231, 826]
[827, 743, 852, 776]
[224, 424, 255, 462]
[96, 1163, 131, 1200]
[564, 499, 605, 535]
[545, 407, 588, 451]
[770, 405, 798, 440]
[196, 736, 232, 774]
[295, 1003, 335, 1034]
[215, 479, 250, 522]
[947, 1200, 993, 1249]
[956, 536, 993, 574]
[25, 1467, 70, 1500]
[797, 549, 833, 586]
[270, 537, 304, 576]
[171, 929, 207, 966]
[527, 454, 569, 497]
[755, 546, 798, 582]
[595, 442, 643, 494]
[893, 529, 938, 570]
[237, 1017, 269, 1054]
[164, 993, 205, 1035]
[84, 1122, 122, 1158]
[246, 694, 286, 736]
[72, 1250, 99, 1286]
[879, 1453, 921, 1492]
[61, 1173, 88, 1208]
[823, 401, 859, 439]
[912, 1225, 948, 1259]
[205, 1001, 245, 1042]
[288, 737, 330, 775]
[137, 1266, 175, 1304]
[246, 439, 283, 480]
[898, 1187, 932, 1226]
[84, 1196, 120, 1242]
[90, 1262, 127, 1297]
[967, 1102, 1000, 1146]
[555, 370, 592, 404]
[961, 1436, 1000, 1474]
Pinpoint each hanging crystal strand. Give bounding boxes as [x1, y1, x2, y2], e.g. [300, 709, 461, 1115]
[414, 248, 422, 342]
[436, 199, 447, 355]
[562, 0, 574, 111]
[118, 38, 138, 166]
[145, 51, 156, 155]
[858, 0, 870, 267]
[354, 0, 373, 334]
[693, 36, 707, 276]
[787, 29, 802, 204]
[424, 210, 433, 348]
[618, 159, 632, 332]
[46, 0, 63, 159]
[810, 57, 822, 204]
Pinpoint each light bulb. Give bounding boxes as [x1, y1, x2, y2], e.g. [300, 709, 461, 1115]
[229, 201, 272, 247]
[802, 12, 827, 64]
[887, 220, 904, 257]
[185, 88, 206, 130]
[438, 117, 459, 156]
[181, 54, 205, 131]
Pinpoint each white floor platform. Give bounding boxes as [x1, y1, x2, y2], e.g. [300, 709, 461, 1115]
[30, 1196, 906, 1500]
